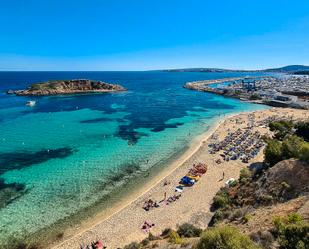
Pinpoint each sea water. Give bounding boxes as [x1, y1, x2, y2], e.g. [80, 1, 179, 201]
[0, 71, 269, 244]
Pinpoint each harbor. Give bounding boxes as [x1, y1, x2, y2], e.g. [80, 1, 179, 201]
[184, 75, 309, 109]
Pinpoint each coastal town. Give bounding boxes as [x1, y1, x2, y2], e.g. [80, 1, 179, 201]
[184, 75, 309, 109]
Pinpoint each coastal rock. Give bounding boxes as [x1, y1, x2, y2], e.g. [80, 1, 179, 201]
[6, 90, 14, 94]
[8, 79, 127, 96]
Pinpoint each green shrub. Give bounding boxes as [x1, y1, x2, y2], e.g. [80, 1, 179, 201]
[259, 194, 273, 204]
[269, 120, 294, 132]
[269, 120, 293, 140]
[273, 213, 309, 249]
[230, 209, 244, 221]
[168, 230, 183, 244]
[123, 242, 141, 249]
[264, 133, 309, 166]
[281, 135, 304, 159]
[278, 223, 309, 249]
[30, 84, 43, 90]
[295, 122, 309, 142]
[211, 210, 224, 224]
[250, 231, 274, 249]
[197, 226, 260, 249]
[161, 228, 172, 238]
[148, 232, 160, 241]
[264, 139, 283, 166]
[287, 213, 303, 223]
[141, 238, 150, 246]
[210, 210, 233, 226]
[273, 216, 286, 234]
[299, 142, 309, 162]
[177, 223, 202, 238]
[239, 168, 252, 184]
[212, 189, 230, 210]
[242, 214, 252, 223]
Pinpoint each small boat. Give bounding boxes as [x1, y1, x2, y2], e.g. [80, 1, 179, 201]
[26, 100, 36, 107]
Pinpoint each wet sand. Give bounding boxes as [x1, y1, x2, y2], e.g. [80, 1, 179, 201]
[52, 107, 308, 249]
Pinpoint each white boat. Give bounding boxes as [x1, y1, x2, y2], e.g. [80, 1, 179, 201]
[26, 100, 36, 107]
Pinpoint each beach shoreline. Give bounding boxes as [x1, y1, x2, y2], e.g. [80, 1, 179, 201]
[51, 107, 308, 249]
[49, 111, 233, 248]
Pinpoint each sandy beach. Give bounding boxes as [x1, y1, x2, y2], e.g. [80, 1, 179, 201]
[52, 107, 308, 249]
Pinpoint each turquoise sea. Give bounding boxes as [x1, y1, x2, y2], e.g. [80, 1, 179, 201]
[0, 71, 269, 244]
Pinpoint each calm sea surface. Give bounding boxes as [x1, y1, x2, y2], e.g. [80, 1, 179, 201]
[0, 71, 269, 243]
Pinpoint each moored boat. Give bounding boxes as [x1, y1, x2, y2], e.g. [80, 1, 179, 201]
[26, 100, 36, 107]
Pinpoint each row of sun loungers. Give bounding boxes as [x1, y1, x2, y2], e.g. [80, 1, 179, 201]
[208, 115, 265, 163]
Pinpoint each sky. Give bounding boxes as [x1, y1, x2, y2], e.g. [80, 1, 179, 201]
[0, 0, 309, 71]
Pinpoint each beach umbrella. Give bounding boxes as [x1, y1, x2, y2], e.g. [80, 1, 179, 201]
[95, 241, 104, 249]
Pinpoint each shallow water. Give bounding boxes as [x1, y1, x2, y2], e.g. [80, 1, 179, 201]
[0, 71, 269, 243]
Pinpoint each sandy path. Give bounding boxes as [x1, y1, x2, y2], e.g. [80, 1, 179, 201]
[52, 108, 308, 249]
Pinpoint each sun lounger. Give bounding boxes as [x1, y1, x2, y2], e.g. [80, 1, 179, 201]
[175, 186, 183, 192]
[180, 176, 195, 186]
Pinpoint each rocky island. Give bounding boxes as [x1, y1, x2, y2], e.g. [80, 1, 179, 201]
[8, 79, 126, 96]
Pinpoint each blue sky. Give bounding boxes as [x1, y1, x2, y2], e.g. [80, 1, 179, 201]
[0, 0, 309, 70]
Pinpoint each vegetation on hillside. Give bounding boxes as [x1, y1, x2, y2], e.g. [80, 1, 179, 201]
[207, 119, 309, 249]
[115, 119, 309, 249]
[197, 226, 261, 249]
[122, 224, 261, 249]
[264, 120, 309, 166]
[273, 213, 309, 249]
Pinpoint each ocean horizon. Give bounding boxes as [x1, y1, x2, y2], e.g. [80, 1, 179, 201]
[0, 71, 270, 244]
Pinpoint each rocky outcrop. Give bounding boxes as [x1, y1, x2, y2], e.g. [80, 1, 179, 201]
[225, 159, 309, 208]
[259, 159, 309, 198]
[8, 79, 126, 96]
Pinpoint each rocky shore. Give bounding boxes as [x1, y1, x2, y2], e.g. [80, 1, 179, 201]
[7, 79, 126, 96]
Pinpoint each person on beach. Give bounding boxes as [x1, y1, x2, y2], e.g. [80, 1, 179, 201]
[219, 171, 225, 181]
[142, 221, 155, 233]
[163, 180, 170, 186]
[159, 192, 167, 203]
